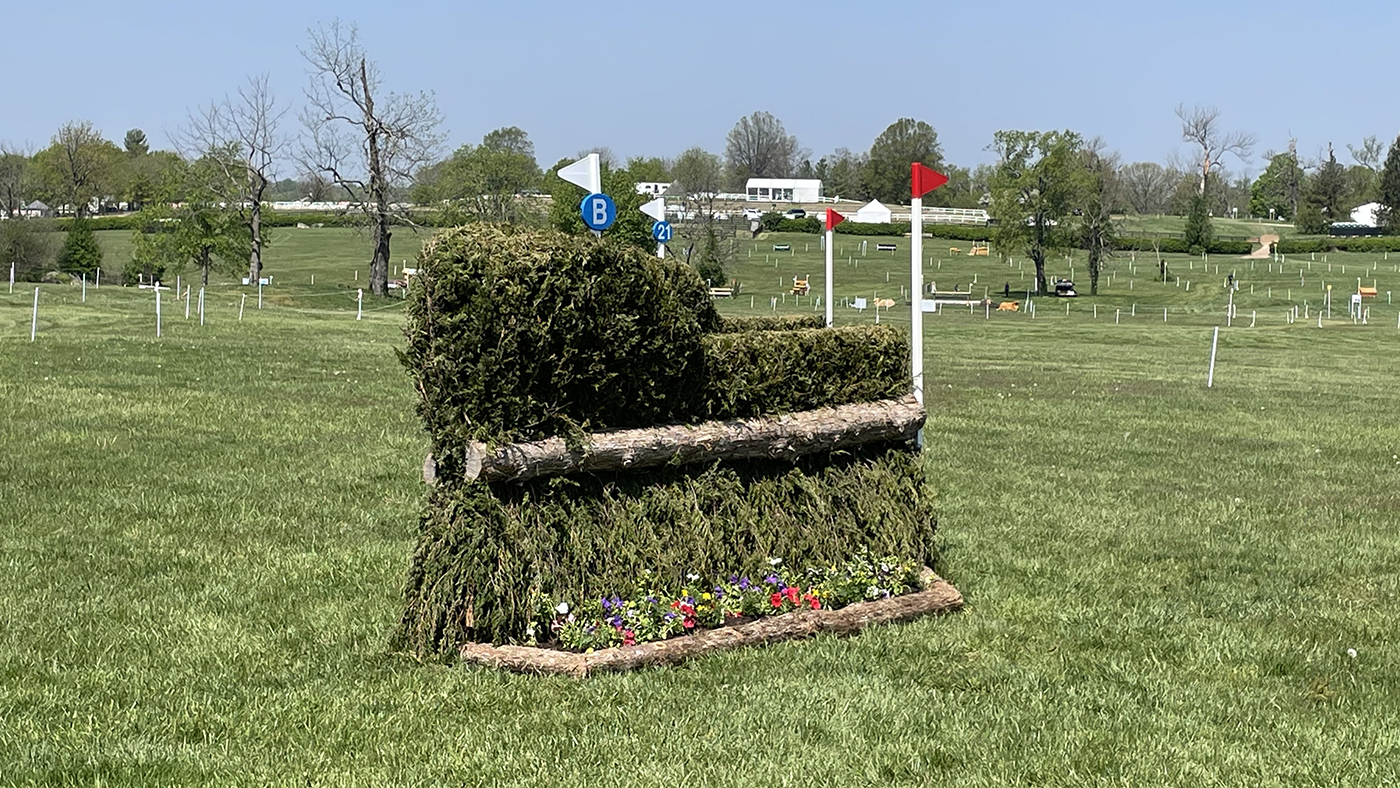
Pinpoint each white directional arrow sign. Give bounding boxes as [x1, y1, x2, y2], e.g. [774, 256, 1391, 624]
[558, 153, 601, 195]
[639, 197, 666, 223]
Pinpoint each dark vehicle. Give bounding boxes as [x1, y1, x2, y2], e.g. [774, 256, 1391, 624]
[1053, 278, 1078, 297]
[783, 208, 807, 220]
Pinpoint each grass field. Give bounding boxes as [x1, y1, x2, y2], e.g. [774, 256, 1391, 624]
[1113, 214, 1297, 240]
[3, 227, 1400, 785]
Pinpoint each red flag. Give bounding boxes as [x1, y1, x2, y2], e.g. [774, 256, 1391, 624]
[912, 162, 949, 198]
[825, 209, 846, 230]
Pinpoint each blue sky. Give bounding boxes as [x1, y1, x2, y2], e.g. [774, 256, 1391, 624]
[1, 0, 1394, 176]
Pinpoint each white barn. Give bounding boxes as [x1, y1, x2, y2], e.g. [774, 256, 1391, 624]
[853, 199, 893, 224]
[745, 178, 821, 203]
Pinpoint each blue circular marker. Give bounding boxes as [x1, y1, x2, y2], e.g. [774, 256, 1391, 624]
[652, 221, 673, 243]
[580, 193, 616, 231]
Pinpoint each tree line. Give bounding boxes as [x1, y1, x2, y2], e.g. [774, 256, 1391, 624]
[6, 20, 1400, 296]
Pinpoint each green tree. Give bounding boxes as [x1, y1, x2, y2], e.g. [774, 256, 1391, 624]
[1309, 145, 1347, 226]
[422, 127, 541, 224]
[1376, 134, 1400, 234]
[123, 129, 149, 157]
[129, 156, 249, 287]
[819, 148, 867, 201]
[32, 121, 122, 217]
[57, 217, 103, 278]
[545, 158, 652, 251]
[670, 147, 729, 285]
[1184, 192, 1213, 254]
[1078, 142, 1119, 295]
[622, 156, 671, 184]
[988, 129, 1086, 294]
[0, 216, 58, 280]
[1249, 152, 1303, 220]
[864, 118, 943, 205]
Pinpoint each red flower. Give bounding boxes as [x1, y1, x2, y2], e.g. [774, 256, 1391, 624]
[770, 592, 784, 608]
[784, 586, 800, 604]
[623, 630, 636, 646]
[683, 618, 696, 629]
[809, 598, 822, 610]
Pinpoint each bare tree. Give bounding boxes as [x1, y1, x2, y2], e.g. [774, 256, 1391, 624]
[575, 147, 618, 170]
[300, 20, 443, 296]
[297, 170, 331, 202]
[1348, 135, 1385, 173]
[177, 74, 287, 284]
[1118, 161, 1174, 214]
[1175, 104, 1255, 195]
[724, 111, 805, 187]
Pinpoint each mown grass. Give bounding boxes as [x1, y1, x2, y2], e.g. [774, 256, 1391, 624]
[2, 229, 1399, 785]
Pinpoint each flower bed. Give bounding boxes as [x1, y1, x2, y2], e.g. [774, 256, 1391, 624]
[535, 553, 926, 652]
[459, 572, 963, 677]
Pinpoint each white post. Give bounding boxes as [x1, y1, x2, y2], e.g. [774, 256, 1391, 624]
[156, 286, 162, 338]
[95, 268, 100, 288]
[910, 195, 924, 422]
[357, 289, 363, 321]
[8, 261, 13, 293]
[258, 279, 263, 309]
[199, 287, 205, 326]
[185, 287, 191, 320]
[1207, 326, 1219, 388]
[825, 228, 835, 328]
[82, 273, 86, 302]
[30, 287, 38, 341]
[239, 294, 246, 321]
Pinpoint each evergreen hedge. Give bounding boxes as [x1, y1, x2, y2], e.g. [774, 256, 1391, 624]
[397, 224, 934, 655]
[719, 314, 825, 332]
[398, 445, 936, 652]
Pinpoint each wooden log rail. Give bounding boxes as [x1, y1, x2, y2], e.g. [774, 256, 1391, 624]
[456, 574, 963, 677]
[448, 395, 924, 484]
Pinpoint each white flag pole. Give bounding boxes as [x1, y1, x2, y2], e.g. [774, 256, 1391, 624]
[824, 226, 835, 327]
[911, 195, 924, 418]
[31, 287, 38, 341]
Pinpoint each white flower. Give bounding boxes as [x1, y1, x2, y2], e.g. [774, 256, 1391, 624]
[555, 602, 569, 615]
[1347, 648, 1358, 659]
[768, 557, 782, 567]
[686, 572, 699, 582]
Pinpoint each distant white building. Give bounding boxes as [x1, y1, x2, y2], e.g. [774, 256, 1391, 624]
[1352, 202, 1380, 226]
[19, 201, 53, 219]
[745, 178, 821, 203]
[853, 199, 893, 224]
[635, 182, 671, 196]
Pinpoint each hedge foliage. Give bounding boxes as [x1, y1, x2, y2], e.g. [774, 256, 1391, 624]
[405, 225, 907, 468]
[397, 445, 937, 652]
[398, 223, 933, 654]
[1275, 236, 1400, 253]
[719, 314, 825, 332]
[1114, 236, 1254, 255]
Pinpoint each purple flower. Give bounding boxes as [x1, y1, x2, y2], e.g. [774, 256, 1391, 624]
[601, 597, 613, 612]
[664, 612, 677, 621]
[764, 574, 780, 586]
[738, 577, 751, 591]
[728, 574, 740, 584]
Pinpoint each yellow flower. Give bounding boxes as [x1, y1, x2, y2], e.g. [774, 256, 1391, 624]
[701, 593, 713, 601]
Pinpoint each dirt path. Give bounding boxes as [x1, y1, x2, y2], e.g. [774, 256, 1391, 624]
[1247, 234, 1280, 258]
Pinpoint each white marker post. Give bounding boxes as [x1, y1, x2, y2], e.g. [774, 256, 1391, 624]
[910, 163, 949, 447]
[155, 285, 162, 338]
[82, 273, 86, 303]
[239, 294, 246, 321]
[258, 279, 263, 309]
[9, 261, 13, 294]
[824, 209, 845, 327]
[185, 286, 191, 320]
[1207, 326, 1220, 388]
[639, 198, 667, 259]
[199, 287, 205, 326]
[95, 268, 100, 288]
[30, 287, 38, 341]
[357, 289, 363, 321]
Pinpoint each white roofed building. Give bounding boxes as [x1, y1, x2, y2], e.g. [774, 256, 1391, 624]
[745, 178, 821, 203]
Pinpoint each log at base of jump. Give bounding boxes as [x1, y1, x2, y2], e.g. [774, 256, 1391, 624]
[458, 395, 925, 484]
[455, 574, 963, 678]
